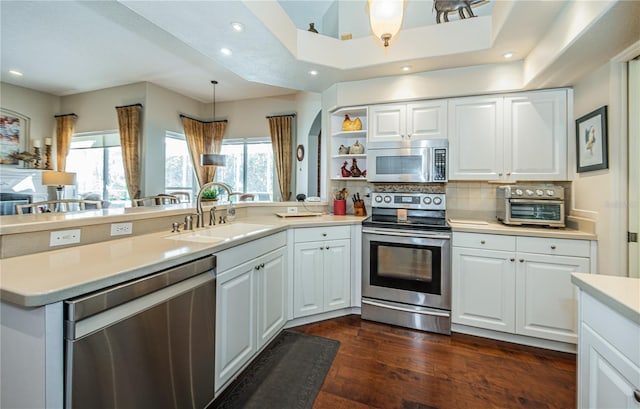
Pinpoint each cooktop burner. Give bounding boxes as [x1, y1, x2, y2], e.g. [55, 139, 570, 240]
[364, 192, 450, 231]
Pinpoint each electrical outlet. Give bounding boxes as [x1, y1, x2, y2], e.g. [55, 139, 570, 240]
[287, 207, 298, 214]
[50, 229, 81, 247]
[110, 222, 133, 236]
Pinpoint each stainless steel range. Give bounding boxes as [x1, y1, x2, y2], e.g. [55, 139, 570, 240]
[362, 191, 451, 335]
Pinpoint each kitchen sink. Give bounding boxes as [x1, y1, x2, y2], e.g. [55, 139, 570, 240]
[166, 223, 275, 243]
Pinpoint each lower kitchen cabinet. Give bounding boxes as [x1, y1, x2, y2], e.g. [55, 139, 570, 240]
[293, 226, 351, 318]
[577, 291, 640, 408]
[452, 232, 591, 344]
[215, 233, 287, 392]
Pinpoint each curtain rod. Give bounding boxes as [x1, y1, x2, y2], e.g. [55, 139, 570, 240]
[54, 113, 78, 118]
[266, 113, 296, 119]
[115, 103, 143, 109]
[179, 114, 228, 123]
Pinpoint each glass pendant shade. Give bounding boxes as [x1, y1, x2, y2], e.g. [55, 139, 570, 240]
[368, 0, 404, 47]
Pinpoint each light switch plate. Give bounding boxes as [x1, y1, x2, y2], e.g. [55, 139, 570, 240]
[287, 207, 298, 214]
[50, 229, 81, 246]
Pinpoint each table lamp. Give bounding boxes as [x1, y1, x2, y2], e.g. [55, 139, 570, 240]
[42, 170, 77, 205]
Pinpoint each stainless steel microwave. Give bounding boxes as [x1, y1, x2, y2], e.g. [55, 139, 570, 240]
[367, 139, 448, 183]
[496, 185, 565, 227]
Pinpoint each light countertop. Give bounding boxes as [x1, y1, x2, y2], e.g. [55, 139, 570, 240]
[571, 273, 640, 325]
[0, 214, 364, 307]
[448, 218, 597, 240]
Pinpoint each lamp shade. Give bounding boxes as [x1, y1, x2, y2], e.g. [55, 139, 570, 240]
[200, 153, 226, 167]
[368, 0, 404, 47]
[42, 170, 77, 187]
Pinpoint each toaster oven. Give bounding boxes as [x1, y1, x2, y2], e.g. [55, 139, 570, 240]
[496, 185, 565, 227]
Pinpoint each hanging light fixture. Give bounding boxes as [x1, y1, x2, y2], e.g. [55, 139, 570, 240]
[201, 80, 227, 166]
[368, 0, 404, 47]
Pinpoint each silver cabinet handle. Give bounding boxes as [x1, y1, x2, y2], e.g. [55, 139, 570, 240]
[551, 245, 556, 250]
[519, 259, 525, 263]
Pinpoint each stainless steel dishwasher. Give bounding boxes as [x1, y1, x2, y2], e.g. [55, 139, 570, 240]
[64, 255, 216, 409]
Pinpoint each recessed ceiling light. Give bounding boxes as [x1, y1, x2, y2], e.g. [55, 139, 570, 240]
[220, 47, 232, 56]
[9, 70, 23, 76]
[231, 22, 244, 32]
[401, 65, 411, 72]
[503, 52, 515, 59]
[309, 70, 318, 76]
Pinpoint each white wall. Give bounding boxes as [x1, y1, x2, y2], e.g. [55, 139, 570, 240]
[0, 82, 59, 149]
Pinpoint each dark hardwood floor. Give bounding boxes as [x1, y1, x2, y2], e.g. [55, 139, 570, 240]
[293, 315, 576, 409]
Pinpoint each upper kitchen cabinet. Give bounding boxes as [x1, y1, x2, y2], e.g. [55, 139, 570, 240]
[449, 89, 569, 181]
[330, 106, 368, 181]
[368, 100, 447, 143]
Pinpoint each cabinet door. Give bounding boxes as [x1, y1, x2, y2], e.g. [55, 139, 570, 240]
[256, 247, 287, 350]
[452, 247, 516, 332]
[505, 90, 567, 180]
[215, 261, 256, 390]
[406, 100, 447, 140]
[516, 253, 588, 343]
[293, 242, 325, 318]
[323, 239, 351, 311]
[580, 324, 640, 409]
[369, 104, 406, 142]
[448, 97, 504, 180]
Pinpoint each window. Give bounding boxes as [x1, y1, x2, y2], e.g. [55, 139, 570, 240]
[67, 132, 128, 207]
[215, 139, 274, 201]
[165, 132, 195, 199]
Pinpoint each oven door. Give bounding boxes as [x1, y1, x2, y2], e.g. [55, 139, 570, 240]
[362, 227, 451, 310]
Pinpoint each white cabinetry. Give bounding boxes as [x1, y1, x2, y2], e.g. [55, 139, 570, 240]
[452, 232, 590, 344]
[215, 232, 287, 392]
[368, 100, 447, 143]
[577, 292, 640, 409]
[293, 226, 351, 318]
[330, 106, 368, 181]
[449, 89, 568, 181]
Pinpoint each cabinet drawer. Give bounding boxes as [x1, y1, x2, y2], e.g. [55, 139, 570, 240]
[452, 232, 515, 251]
[517, 236, 589, 257]
[295, 225, 350, 243]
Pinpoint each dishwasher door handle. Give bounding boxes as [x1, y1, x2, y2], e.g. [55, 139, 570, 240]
[67, 271, 215, 340]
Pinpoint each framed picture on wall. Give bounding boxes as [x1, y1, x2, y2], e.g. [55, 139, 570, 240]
[576, 105, 608, 173]
[0, 108, 31, 165]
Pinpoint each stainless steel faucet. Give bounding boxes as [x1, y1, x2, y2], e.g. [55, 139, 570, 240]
[196, 182, 234, 228]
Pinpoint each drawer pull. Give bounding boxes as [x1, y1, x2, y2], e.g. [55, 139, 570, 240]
[480, 240, 486, 245]
[634, 389, 640, 402]
[510, 258, 515, 262]
[320, 247, 324, 250]
[322, 233, 327, 237]
[519, 259, 524, 263]
[325, 246, 330, 250]
[550, 245, 556, 250]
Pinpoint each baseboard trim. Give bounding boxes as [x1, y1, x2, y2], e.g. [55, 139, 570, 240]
[452, 323, 577, 353]
[285, 307, 361, 329]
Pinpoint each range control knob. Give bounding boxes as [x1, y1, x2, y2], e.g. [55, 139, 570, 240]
[433, 197, 442, 205]
[515, 189, 523, 196]
[383, 195, 392, 203]
[546, 190, 555, 196]
[423, 196, 432, 205]
[536, 189, 544, 196]
[374, 195, 382, 203]
[526, 189, 534, 196]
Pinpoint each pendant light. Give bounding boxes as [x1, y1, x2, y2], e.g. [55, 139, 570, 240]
[368, 0, 404, 47]
[201, 80, 226, 166]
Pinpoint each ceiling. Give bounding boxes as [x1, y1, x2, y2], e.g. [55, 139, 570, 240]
[1, 1, 638, 103]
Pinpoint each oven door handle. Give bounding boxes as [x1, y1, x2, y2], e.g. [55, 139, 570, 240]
[362, 227, 450, 240]
[509, 199, 564, 205]
[362, 299, 450, 317]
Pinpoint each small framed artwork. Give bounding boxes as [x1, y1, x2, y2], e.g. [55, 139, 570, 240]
[0, 108, 31, 165]
[296, 144, 304, 162]
[576, 105, 608, 173]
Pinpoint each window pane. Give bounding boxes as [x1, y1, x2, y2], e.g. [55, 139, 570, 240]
[247, 142, 273, 201]
[165, 136, 194, 193]
[216, 144, 245, 193]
